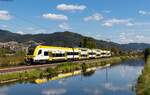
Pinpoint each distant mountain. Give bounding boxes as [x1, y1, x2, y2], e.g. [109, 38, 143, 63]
[0, 29, 21, 42]
[119, 43, 150, 51]
[0, 29, 150, 51]
[0, 29, 85, 47]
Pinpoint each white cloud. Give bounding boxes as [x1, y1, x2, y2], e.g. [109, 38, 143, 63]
[135, 35, 144, 39]
[27, 27, 34, 30]
[102, 22, 112, 27]
[0, 10, 12, 20]
[84, 13, 104, 21]
[83, 88, 102, 95]
[139, 10, 150, 16]
[58, 79, 67, 86]
[0, 25, 10, 30]
[59, 22, 72, 30]
[1, 25, 9, 28]
[126, 22, 134, 26]
[35, 29, 47, 34]
[119, 32, 134, 44]
[16, 27, 48, 34]
[43, 13, 68, 20]
[119, 32, 150, 44]
[102, 10, 111, 13]
[102, 18, 133, 27]
[134, 22, 150, 26]
[102, 82, 130, 92]
[57, 4, 86, 11]
[16, 31, 25, 35]
[26, 27, 47, 34]
[42, 88, 66, 95]
[0, 86, 8, 95]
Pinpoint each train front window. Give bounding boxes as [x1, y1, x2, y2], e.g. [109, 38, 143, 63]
[27, 49, 34, 55]
[27, 45, 36, 55]
[38, 50, 42, 55]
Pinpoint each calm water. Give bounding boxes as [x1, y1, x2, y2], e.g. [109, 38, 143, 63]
[0, 59, 144, 95]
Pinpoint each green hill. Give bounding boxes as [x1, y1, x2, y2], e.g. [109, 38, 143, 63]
[0, 29, 150, 51]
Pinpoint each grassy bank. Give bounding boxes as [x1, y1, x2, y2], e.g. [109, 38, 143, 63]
[137, 56, 150, 95]
[0, 56, 25, 67]
[0, 55, 141, 84]
[0, 48, 25, 67]
[0, 69, 44, 83]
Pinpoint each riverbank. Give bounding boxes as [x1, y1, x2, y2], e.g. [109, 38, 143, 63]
[0, 55, 142, 84]
[137, 56, 150, 95]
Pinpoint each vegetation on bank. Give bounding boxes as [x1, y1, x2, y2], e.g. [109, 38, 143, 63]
[137, 48, 150, 95]
[0, 56, 25, 67]
[0, 55, 140, 84]
[0, 48, 25, 67]
[0, 69, 43, 82]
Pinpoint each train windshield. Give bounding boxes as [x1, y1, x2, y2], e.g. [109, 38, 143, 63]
[27, 45, 37, 55]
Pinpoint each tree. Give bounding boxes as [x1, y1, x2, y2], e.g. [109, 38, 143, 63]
[80, 37, 96, 49]
[144, 48, 150, 59]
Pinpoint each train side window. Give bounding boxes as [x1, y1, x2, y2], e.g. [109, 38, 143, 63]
[38, 50, 42, 55]
[89, 52, 93, 55]
[44, 51, 48, 56]
[67, 52, 72, 55]
[67, 52, 79, 55]
[97, 54, 100, 56]
[52, 53, 65, 57]
[52, 54, 55, 57]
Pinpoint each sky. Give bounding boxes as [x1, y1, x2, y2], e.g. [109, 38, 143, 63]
[0, 0, 150, 44]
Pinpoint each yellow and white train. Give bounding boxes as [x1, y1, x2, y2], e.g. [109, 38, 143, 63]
[25, 45, 111, 64]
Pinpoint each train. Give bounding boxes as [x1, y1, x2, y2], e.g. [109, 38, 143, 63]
[25, 45, 111, 64]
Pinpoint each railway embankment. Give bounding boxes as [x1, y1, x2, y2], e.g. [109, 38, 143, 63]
[0, 55, 142, 84]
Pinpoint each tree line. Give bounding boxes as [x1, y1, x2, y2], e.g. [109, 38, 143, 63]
[144, 48, 150, 59]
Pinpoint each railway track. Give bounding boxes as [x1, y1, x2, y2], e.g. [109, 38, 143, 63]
[0, 58, 109, 74]
[0, 64, 57, 74]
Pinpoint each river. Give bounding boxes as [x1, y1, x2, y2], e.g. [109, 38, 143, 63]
[0, 59, 144, 95]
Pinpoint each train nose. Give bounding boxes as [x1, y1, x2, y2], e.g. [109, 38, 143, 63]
[25, 55, 34, 63]
[25, 58, 32, 63]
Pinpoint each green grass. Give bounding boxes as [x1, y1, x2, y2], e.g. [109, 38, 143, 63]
[56, 62, 81, 73]
[0, 69, 44, 82]
[46, 68, 58, 77]
[0, 56, 25, 67]
[0, 48, 25, 67]
[137, 56, 150, 95]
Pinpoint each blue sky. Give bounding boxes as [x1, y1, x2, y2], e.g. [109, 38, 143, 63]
[0, 0, 150, 44]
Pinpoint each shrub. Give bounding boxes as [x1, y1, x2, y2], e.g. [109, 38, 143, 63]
[81, 63, 88, 73]
[46, 68, 58, 77]
[56, 62, 81, 73]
